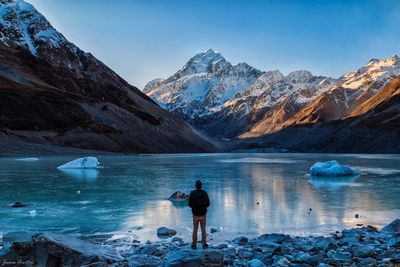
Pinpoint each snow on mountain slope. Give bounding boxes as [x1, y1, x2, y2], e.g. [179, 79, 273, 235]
[277, 55, 400, 126]
[145, 52, 399, 139]
[144, 49, 263, 121]
[0, 0, 215, 153]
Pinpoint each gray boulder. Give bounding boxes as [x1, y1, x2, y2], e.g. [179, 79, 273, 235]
[166, 249, 223, 267]
[0, 232, 123, 266]
[128, 254, 163, 267]
[256, 233, 290, 244]
[351, 245, 375, 258]
[232, 236, 248, 246]
[381, 219, 400, 233]
[248, 258, 266, 267]
[157, 227, 177, 237]
[168, 192, 189, 202]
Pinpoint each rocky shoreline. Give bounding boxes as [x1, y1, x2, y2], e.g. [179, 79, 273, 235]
[1, 219, 400, 266]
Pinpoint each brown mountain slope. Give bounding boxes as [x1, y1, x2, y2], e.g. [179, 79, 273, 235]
[235, 78, 400, 153]
[0, 0, 214, 153]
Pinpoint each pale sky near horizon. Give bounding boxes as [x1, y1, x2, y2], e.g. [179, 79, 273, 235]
[28, 0, 400, 89]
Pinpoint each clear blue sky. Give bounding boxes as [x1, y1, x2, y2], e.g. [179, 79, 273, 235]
[28, 0, 400, 89]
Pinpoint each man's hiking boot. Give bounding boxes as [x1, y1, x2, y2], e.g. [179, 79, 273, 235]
[202, 244, 208, 249]
[191, 244, 197, 249]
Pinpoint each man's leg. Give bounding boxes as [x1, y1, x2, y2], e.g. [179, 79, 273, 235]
[200, 215, 207, 246]
[192, 216, 199, 247]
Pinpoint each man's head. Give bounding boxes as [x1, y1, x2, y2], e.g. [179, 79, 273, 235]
[195, 180, 202, 190]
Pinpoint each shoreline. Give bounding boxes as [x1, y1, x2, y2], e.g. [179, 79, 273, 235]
[1, 219, 399, 266]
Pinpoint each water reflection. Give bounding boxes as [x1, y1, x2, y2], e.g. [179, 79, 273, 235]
[1, 154, 399, 242]
[59, 169, 99, 180]
[308, 175, 360, 190]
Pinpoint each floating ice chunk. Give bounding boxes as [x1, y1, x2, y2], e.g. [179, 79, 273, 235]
[310, 160, 359, 177]
[15, 157, 39, 161]
[27, 210, 37, 216]
[57, 157, 100, 169]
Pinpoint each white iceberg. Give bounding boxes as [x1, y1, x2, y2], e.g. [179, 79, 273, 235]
[57, 157, 100, 169]
[310, 160, 359, 177]
[15, 157, 39, 161]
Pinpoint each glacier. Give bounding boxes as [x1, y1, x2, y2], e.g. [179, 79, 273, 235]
[310, 160, 359, 177]
[57, 157, 100, 169]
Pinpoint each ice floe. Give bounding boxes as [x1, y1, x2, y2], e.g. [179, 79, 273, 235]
[310, 160, 359, 177]
[57, 157, 100, 169]
[14, 157, 39, 161]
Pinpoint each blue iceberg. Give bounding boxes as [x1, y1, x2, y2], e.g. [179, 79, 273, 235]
[310, 160, 359, 177]
[57, 157, 100, 169]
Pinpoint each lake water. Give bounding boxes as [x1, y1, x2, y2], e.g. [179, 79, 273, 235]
[1, 153, 399, 243]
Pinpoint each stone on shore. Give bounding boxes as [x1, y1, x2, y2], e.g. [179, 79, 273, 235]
[248, 258, 266, 267]
[10, 201, 26, 208]
[168, 191, 189, 202]
[381, 219, 400, 233]
[0, 232, 122, 266]
[128, 254, 163, 267]
[157, 227, 177, 237]
[232, 236, 248, 246]
[166, 249, 224, 267]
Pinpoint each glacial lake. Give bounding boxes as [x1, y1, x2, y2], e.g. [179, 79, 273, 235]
[1, 153, 399, 243]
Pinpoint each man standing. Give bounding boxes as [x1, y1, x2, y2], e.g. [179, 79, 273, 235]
[188, 180, 210, 249]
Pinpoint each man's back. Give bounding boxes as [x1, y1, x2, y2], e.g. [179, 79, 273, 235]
[188, 189, 210, 216]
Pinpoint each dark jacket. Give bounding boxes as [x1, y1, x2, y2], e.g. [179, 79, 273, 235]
[188, 189, 210, 216]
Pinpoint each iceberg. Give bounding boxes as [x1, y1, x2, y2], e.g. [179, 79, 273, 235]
[15, 157, 39, 161]
[57, 157, 100, 169]
[310, 160, 359, 177]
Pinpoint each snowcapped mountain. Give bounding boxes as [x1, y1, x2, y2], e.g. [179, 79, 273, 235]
[0, 0, 214, 153]
[145, 51, 400, 146]
[144, 49, 263, 121]
[145, 50, 335, 137]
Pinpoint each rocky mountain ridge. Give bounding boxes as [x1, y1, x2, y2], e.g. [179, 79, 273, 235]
[0, 0, 215, 153]
[145, 50, 400, 143]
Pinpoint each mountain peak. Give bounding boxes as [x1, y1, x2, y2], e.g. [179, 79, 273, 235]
[386, 55, 399, 65]
[0, 0, 68, 56]
[286, 70, 314, 83]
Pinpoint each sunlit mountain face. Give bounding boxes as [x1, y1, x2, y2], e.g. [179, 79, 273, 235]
[145, 51, 400, 153]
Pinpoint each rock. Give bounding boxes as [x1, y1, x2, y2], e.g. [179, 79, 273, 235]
[210, 228, 218, 234]
[157, 227, 177, 237]
[352, 245, 375, 258]
[273, 256, 291, 266]
[10, 202, 26, 208]
[327, 250, 352, 261]
[359, 257, 377, 266]
[171, 237, 183, 243]
[168, 191, 189, 202]
[296, 252, 325, 264]
[128, 254, 163, 267]
[213, 244, 227, 250]
[387, 237, 400, 247]
[256, 233, 290, 244]
[232, 236, 248, 246]
[381, 219, 400, 233]
[221, 247, 236, 259]
[0, 233, 122, 266]
[166, 249, 224, 267]
[237, 248, 253, 259]
[248, 258, 266, 267]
